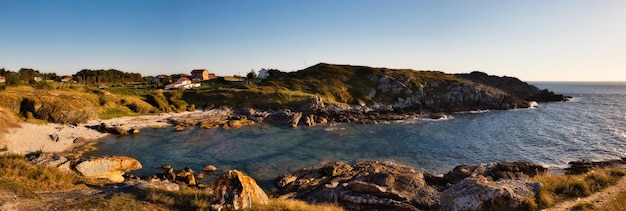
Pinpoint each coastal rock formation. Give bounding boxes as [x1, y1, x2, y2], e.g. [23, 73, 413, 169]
[211, 170, 269, 210]
[274, 160, 440, 210]
[19, 97, 98, 125]
[275, 160, 548, 210]
[456, 71, 571, 102]
[440, 175, 542, 211]
[425, 161, 547, 187]
[74, 156, 142, 183]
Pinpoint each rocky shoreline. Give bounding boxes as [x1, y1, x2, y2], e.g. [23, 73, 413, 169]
[24, 149, 626, 210]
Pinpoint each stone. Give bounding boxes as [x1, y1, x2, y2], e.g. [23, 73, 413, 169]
[275, 174, 298, 188]
[128, 179, 180, 192]
[440, 176, 542, 211]
[202, 165, 218, 172]
[443, 164, 484, 184]
[73, 156, 142, 183]
[275, 160, 440, 210]
[320, 161, 353, 177]
[211, 170, 269, 210]
[176, 167, 196, 186]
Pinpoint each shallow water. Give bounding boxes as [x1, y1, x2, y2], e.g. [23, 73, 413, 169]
[89, 82, 626, 187]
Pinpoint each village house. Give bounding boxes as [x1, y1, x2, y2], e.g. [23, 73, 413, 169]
[60, 75, 75, 83]
[33, 75, 43, 82]
[164, 77, 201, 90]
[153, 74, 169, 84]
[0, 75, 5, 83]
[257, 68, 270, 79]
[190, 69, 216, 81]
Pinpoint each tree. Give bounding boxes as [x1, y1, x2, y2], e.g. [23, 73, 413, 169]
[246, 69, 257, 80]
[5, 72, 19, 86]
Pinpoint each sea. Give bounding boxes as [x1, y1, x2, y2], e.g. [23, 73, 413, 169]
[88, 82, 626, 188]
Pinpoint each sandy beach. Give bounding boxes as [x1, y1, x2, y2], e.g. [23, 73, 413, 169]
[0, 111, 202, 155]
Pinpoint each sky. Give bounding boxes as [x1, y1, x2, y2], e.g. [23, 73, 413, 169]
[1, 0, 625, 81]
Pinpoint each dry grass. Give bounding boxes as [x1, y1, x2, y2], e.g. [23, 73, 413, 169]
[0, 107, 20, 133]
[0, 154, 81, 197]
[255, 199, 344, 211]
[531, 168, 625, 209]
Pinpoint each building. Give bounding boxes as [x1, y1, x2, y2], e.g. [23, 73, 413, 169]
[153, 74, 169, 84]
[60, 75, 75, 83]
[190, 69, 217, 81]
[0, 76, 5, 83]
[164, 77, 201, 90]
[33, 75, 43, 82]
[257, 68, 270, 79]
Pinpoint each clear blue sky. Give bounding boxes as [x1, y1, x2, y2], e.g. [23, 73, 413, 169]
[1, 0, 625, 81]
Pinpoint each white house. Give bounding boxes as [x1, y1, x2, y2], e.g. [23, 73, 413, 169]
[257, 68, 270, 79]
[164, 77, 201, 90]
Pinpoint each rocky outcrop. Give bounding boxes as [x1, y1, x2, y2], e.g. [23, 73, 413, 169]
[441, 175, 542, 211]
[74, 156, 142, 183]
[274, 160, 440, 210]
[566, 158, 626, 174]
[19, 97, 98, 125]
[456, 71, 571, 102]
[211, 170, 269, 210]
[426, 161, 547, 187]
[275, 160, 548, 210]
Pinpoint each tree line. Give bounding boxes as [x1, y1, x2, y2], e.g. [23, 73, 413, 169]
[0, 68, 145, 86]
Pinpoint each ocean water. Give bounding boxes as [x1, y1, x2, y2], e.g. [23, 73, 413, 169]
[89, 82, 626, 187]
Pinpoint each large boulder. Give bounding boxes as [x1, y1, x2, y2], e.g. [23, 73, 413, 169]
[210, 170, 269, 210]
[73, 156, 142, 183]
[440, 176, 541, 211]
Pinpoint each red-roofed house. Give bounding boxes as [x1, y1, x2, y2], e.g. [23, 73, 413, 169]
[0, 76, 5, 83]
[60, 75, 76, 83]
[164, 77, 200, 90]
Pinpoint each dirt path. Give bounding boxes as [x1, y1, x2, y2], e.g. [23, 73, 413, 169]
[546, 169, 626, 211]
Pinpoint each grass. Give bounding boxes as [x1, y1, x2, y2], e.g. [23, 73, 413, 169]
[531, 168, 625, 209]
[0, 154, 82, 197]
[255, 199, 344, 211]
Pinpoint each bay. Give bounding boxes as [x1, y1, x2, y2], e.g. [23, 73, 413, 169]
[88, 82, 626, 187]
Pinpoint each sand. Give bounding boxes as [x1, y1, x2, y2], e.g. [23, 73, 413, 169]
[0, 111, 202, 155]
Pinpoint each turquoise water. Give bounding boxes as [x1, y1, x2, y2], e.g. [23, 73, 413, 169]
[89, 82, 626, 187]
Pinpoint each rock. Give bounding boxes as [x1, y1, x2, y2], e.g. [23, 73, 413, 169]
[73, 156, 142, 183]
[371, 173, 395, 187]
[441, 175, 541, 211]
[26, 153, 73, 173]
[275, 174, 298, 188]
[320, 161, 353, 177]
[130, 128, 140, 134]
[202, 165, 218, 172]
[176, 167, 196, 186]
[444, 164, 484, 184]
[274, 160, 440, 210]
[211, 170, 269, 210]
[566, 158, 626, 174]
[127, 179, 180, 192]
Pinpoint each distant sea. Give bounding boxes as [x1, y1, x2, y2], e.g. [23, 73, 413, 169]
[89, 82, 626, 188]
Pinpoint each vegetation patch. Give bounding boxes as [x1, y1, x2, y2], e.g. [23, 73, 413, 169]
[532, 168, 625, 209]
[0, 154, 81, 197]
